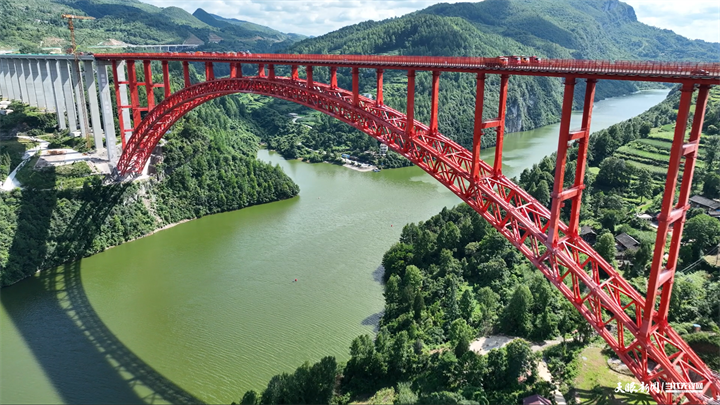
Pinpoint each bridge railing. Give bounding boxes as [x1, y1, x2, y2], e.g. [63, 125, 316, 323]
[94, 52, 720, 78]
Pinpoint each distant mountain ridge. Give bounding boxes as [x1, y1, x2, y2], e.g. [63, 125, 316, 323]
[196, 9, 307, 42]
[415, 0, 718, 61]
[285, 0, 718, 148]
[0, 0, 305, 52]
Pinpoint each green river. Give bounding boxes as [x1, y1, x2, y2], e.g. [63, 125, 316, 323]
[0, 89, 669, 404]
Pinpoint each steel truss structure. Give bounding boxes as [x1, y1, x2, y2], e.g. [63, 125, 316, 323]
[95, 52, 720, 404]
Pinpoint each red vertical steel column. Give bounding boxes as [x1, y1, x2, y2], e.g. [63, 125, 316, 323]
[352, 67, 359, 107]
[111, 60, 127, 150]
[235, 63, 242, 78]
[268, 64, 275, 80]
[547, 77, 577, 245]
[429, 71, 440, 134]
[470, 73, 486, 181]
[230, 63, 237, 79]
[567, 79, 596, 235]
[376, 69, 383, 106]
[306, 66, 313, 88]
[143, 60, 155, 110]
[126, 60, 141, 129]
[161, 61, 170, 98]
[291, 65, 298, 81]
[492, 74, 509, 175]
[205, 62, 214, 81]
[642, 83, 701, 336]
[258, 64, 265, 78]
[182, 61, 190, 87]
[405, 70, 416, 139]
[330, 66, 337, 89]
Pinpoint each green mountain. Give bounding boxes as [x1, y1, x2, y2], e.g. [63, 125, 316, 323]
[418, 0, 718, 61]
[197, 9, 307, 42]
[0, 0, 304, 52]
[286, 0, 718, 148]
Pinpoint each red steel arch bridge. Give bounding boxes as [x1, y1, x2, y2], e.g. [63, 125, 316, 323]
[3, 52, 720, 404]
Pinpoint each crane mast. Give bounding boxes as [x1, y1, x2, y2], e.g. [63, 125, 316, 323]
[61, 14, 95, 148]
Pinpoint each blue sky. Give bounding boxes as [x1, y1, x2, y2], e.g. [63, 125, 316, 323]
[143, 0, 720, 43]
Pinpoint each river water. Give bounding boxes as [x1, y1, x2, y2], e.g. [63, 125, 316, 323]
[0, 89, 669, 404]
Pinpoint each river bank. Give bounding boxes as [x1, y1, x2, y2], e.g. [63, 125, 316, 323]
[0, 89, 671, 404]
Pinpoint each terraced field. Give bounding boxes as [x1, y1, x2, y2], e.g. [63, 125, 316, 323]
[611, 125, 715, 181]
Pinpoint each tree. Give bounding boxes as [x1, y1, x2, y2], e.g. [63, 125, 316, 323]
[534, 180, 551, 206]
[505, 339, 536, 387]
[449, 318, 475, 352]
[596, 157, 632, 190]
[600, 209, 623, 233]
[459, 289, 480, 324]
[485, 348, 508, 391]
[633, 168, 653, 202]
[437, 221, 461, 253]
[639, 121, 652, 138]
[395, 382, 418, 405]
[413, 293, 425, 320]
[705, 136, 720, 172]
[239, 390, 259, 404]
[382, 243, 414, 282]
[595, 232, 616, 266]
[403, 265, 423, 293]
[683, 214, 720, 260]
[504, 285, 534, 337]
[703, 172, 720, 199]
[628, 240, 652, 277]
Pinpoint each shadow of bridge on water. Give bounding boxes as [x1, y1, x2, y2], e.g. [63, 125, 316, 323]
[2, 180, 203, 404]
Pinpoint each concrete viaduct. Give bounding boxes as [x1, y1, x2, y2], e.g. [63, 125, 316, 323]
[0, 54, 123, 164]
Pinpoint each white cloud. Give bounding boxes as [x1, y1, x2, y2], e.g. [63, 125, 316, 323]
[624, 0, 720, 43]
[142, 0, 720, 42]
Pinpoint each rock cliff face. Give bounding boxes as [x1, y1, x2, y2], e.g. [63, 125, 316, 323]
[602, 0, 637, 23]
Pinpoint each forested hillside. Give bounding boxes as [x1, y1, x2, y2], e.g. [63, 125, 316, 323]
[0, 0, 303, 53]
[286, 0, 719, 150]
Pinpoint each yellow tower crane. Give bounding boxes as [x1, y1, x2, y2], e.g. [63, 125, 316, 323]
[61, 14, 95, 55]
[61, 14, 95, 148]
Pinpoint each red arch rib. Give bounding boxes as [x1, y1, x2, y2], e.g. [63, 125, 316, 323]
[117, 76, 719, 404]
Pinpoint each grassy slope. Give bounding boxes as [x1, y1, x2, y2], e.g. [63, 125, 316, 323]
[572, 345, 652, 405]
[610, 88, 720, 183]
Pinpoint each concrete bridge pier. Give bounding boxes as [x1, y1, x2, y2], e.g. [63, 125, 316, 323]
[8, 60, 22, 102]
[70, 60, 89, 139]
[31, 59, 47, 111]
[84, 60, 105, 154]
[48, 59, 67, 130]
[18, 60, 37, 106]
[96, 61, 118, 167]
[0, 59, 11, 100]
[0, 55, 119, 165]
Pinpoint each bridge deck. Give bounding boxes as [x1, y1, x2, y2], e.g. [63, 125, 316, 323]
[94, 52, 720, 84]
